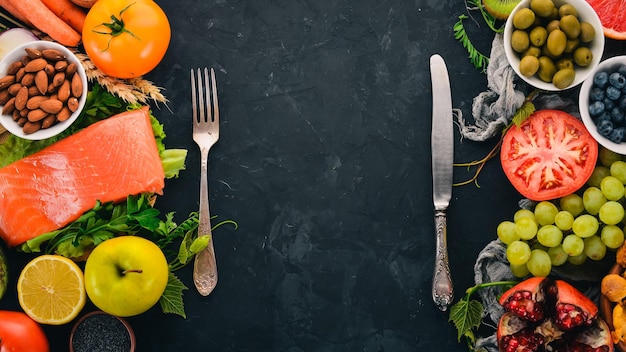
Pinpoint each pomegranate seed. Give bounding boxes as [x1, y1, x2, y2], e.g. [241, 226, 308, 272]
[556, 303, 590, 330]
[568, 341, 610, 352]
[500, 330, 544, 352]
[503, 292, 544, 322]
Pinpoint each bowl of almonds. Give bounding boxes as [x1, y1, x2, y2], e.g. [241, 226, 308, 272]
[0, 40, 87, 140]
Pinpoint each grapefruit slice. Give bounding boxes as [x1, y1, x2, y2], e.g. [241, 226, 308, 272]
[586, 0, 626, 40]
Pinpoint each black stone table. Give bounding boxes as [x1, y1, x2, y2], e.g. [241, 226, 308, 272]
[1, 1, 625, 351]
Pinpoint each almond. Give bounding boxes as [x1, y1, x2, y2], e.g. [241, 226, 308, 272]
[67, 97, 79, 112]
[41, 115, 57, 129]
[12, 110, 20, 121]
[0, 75, 15, 90]
[22, 120, 42, 134]
[56, 107, 71, 122]
[54, 60, 68, 72]
[53, 72, 65, 87]
[57, 80, 71, 102]
[15, 68, 25, 82]
[42, 49, 65, 61]
[25, 48, 42, 59]
[6, 61, 23, 75]
[2, 97, 15, 114]
[8, 83, 22, 96]
[44, 63, 56, 76]
[27, 85, 40, 97]
[21, 73, 35, 87]
[40, 99, 63, 114]
[14, 86, 28, 110]
[35, 71, 48, 95]
[0, 90, 10, 105]
[24, 58, 47, 73]
[71, 74, 83, 97]
[66, 63, 77, 77]
[27, 108, 48, 122]
[26, 95, 47, 110]
[16, 117, 27, 126]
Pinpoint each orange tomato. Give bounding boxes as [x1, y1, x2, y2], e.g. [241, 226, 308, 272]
[82, 0, 171, 78]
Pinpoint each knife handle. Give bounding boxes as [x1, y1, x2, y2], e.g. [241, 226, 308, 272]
[432, 209, 453, 311]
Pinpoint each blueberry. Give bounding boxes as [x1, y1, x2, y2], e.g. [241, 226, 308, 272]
[620, 95, 626, 110]
[618, 64, 626, 77]
[610, 72, 626, 89]
[604, 97, 616, 111]
[590, 87, 605, 101]
[596, 111, 612, 125]
[612, 106, 626, 125]
[609, 127, 626, 143]
[607, 85, 622, 100]
[594, 71, 609, 88]
[598, 119, 614, 136]
[589, 100, 606, 117]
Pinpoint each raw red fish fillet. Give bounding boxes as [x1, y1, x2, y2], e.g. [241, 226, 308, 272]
[0, 106, 165, 247]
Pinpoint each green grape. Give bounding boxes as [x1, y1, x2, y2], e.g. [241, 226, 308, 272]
[601, 225, 625, 249]
[515, 217, 538, 240]
[599, 201, 625, 225]
[497, 221, 519, 244]
[600, 175, 626, 201]
[611, 160, 626, 184]
[568, 252, 587, 265]
[506, 240, 532, 265]
[562, 234, 584, 256]
[582, 187, 607, 215]
[600, 147, 623, 167]
[514, 209, 536, 222]
[554, 210, 574, 231]
[587, 166, 611, 188]
[527, 249, 552, 277]
[510, 263, 530, 278]
[572, 214, 599, 238]
[536, 224, 563, 247]
[534, 201, 558, 226]
[583, 235, 607, 261]
[548, 245, 568, 266]
[559, 193, 584, 217]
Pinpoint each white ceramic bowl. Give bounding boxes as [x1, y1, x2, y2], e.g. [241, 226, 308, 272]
[0, 41, 87, 140]
[580, 55, 626, 154]
[503, 0, 605, 91]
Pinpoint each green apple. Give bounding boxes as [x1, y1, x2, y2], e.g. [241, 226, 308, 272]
[84, 235, 169, 317]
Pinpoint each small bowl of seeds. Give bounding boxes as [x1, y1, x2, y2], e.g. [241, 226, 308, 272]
[0, 40, 87, 140]
[70, 310, 136, 352]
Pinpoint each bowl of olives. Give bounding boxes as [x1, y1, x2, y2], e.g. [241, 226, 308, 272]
[580, 56, 626, 154]
[503, 0, 604, 91]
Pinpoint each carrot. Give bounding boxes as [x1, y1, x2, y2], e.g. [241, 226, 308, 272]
[0, 0, 33, 27]
[6, 0, 80, 47]
[40, 0, 86, 33]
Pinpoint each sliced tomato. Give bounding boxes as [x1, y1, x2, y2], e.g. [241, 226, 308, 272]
[500, 110, 598, 201]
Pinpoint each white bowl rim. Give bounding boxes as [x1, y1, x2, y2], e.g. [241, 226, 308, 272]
[0, 41, 87, 140]
[579, 55, 626, 154]
[503, 0, 605, 92]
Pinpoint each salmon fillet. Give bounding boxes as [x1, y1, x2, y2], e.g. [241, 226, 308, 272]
[0, 107, 165, 247]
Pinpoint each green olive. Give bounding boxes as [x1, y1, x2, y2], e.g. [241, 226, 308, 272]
[559, 15, 581, 39]
[522, 46, 542, 58]
[546, 19, 561, 33]
[573, 46, 593, 67]
[579, 22, 596, 43]
[546, 29, 567, 56]
[520, 55, 540, 77]
[558, 4, 578, 17]
[530, 0, 555, 17]
[552, 68, 576, 89]
[511, 30, 530, 53]
[513, 8, 536, 30]
[556, 57, 574, 70]
[564, 38, 580, 54]
[537, 56, 557, 83]
[529, 26, 548, 47]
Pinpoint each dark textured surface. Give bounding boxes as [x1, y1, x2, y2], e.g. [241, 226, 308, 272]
[1, 0, 625, 351]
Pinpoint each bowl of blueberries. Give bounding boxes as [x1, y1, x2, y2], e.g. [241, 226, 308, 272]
[580, 55, 626, 153]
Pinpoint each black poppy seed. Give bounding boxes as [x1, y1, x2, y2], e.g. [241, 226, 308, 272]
[72, 313, 132, 352]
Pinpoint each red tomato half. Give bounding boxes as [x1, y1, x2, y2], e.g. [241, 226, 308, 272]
[500, 110, 598, 201]
[0, 310, 49, 352]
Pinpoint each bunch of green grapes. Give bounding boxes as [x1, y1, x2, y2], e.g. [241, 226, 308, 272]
[498, 149, 626, 278]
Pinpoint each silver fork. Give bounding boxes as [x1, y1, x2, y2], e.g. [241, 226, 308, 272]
[191, 67, 220, 296]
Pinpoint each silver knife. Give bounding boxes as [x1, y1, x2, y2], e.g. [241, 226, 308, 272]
[430, 54, 454, 312]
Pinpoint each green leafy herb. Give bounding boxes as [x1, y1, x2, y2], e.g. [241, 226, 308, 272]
[159, 272, 189, 318]
[449, 281, 518, 351]
[510, 101, 537, 128]
[453, 15, 490, 73]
